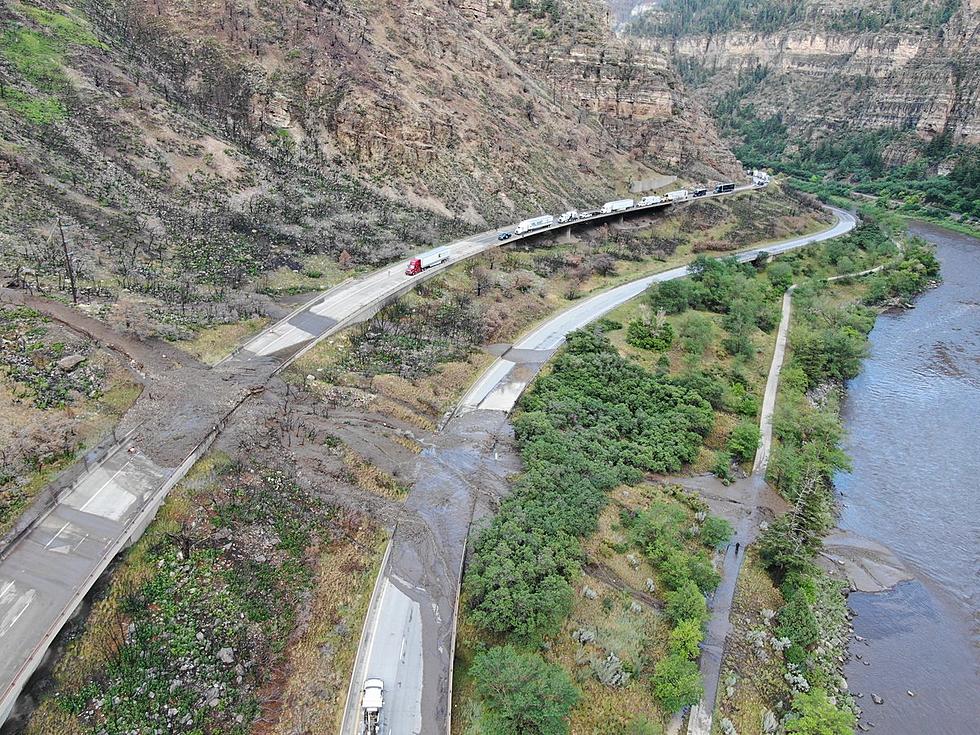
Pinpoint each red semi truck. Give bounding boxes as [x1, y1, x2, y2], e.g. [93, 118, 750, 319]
[405, 247, 450, 276]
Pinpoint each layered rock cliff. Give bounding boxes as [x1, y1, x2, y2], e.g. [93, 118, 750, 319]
[0, 0, 749, 336]
[622, 0, 980, 157]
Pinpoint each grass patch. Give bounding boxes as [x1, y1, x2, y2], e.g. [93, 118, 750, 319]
[180, 316, 269, 365]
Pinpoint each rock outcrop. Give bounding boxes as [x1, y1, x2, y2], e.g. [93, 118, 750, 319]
[623, 0, 980, 152]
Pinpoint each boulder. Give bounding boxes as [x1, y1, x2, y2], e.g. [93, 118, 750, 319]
[57, 354, 85, 371]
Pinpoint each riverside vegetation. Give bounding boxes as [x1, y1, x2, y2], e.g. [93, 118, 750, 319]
[451, 218, 937, 734]
[714, 224, 940, 733]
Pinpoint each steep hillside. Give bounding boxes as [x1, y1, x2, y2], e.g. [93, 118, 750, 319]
[0, 0, 741, 340]
[621, 0, 980, 218]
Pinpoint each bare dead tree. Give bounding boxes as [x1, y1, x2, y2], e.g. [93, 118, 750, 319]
[57, 219, 79, 304]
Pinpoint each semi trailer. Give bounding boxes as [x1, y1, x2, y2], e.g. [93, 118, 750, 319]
[405, 247, 450, 276]
[666, 190, 688, 202]
[515, 214, 554, 234]
[714, 182, 736, 193]
[361, 678, 384, 735]
[637, 195, 664, 206]
[600, 198, 634, 214]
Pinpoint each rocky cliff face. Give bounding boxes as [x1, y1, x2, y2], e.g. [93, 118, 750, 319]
[0, 0, 741, 334]
[623, 0, 980, 156]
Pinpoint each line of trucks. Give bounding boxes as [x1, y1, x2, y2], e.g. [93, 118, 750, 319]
[405, 174, 768, 276]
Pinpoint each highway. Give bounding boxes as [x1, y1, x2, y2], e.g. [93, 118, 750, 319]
[339, 206, 857, 735]
[223, 185, 759, 368]
[460, 206, 857, 414]
[0, 182, 758, 724]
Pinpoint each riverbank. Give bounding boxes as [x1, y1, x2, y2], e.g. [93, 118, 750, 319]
[709, 219, 944, 733]
[835, 222, 980, 734]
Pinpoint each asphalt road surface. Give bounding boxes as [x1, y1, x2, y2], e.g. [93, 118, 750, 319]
[340, 206, 857, 735]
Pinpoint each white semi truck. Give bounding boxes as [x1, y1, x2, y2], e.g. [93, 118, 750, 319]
[666, 189, 689, 202]
[361, 678, 384, 735]
[600, 198, 634, 214]
[752, 169, 771, 186]
[637, 195, 663, 207]
[557, 210, 578, 223]
[515, 214, 554, 234]
[405, 247, 450, 276]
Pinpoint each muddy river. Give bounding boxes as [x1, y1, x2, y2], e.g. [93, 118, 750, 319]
[836, 222, 980, 734]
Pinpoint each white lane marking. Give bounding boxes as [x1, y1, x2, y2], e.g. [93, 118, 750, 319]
[0, 588, 36, 638]
[78, 463, 132, 513]
[43, 521, 72, 550]
[0, 580, 13, 600]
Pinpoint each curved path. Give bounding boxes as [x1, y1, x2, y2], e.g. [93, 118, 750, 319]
[340, 207, 857, 735]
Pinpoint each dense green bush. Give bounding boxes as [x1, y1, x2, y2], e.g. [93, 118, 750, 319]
[863, 240, 941, 304]
[700, 515, 734, 549]
[712, 450, 734, 484]
[727, 421, 761, 462]
[778, 589, 821, 649]
[651, 654, 704, 712]
[665, 580, 709, 626]
[668, 618, 704, 660]
[784, 688, 856, 735]
[466, 327, 716, 641]
[627, 319, 675, 351]
[678, 312, 715, 359]
[471, 646, 580, 735]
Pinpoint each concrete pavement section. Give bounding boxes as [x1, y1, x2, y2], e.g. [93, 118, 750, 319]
[0, 440, 170, 716]
[344, 207, 857, 735]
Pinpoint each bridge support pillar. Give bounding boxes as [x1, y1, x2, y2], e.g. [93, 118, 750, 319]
[617, 214, 624, 225]
[560, 226, 573, 243]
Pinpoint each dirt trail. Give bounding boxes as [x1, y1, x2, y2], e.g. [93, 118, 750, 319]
[0, 288, 205, 375]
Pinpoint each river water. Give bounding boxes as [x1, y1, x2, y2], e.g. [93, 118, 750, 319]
[836, 222, 980, 734]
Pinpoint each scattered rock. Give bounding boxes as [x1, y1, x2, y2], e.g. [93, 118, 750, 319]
[644, 578, 655, 593]
[629, 601, 643, 614]
[907, 690, 915, 697]
[762, 710, 778, 734]
[217, 647, 235, 664]
[57, 354, 86, 371]
[871, 694, 883, 705]
[582, 585, 598, 600]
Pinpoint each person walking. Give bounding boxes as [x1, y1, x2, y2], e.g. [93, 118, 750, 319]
[735, 541, 740, 556]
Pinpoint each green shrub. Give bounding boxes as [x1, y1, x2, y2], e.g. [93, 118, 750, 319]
[471, 646, 580, 735]
[700, 515, 733, 549]
[627, 319, 675, 351]
[727, 422, 761, 462]
[785, 687, 856, 735]
[649, 279, 692, 314]
[778, 590, 821, 649]
[665, 580, 708, 625]
[679, 312, 715, 357]
[712, 450, 734, 484]
[651, 654, 704, 712]
[668, 618, 704, 660]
